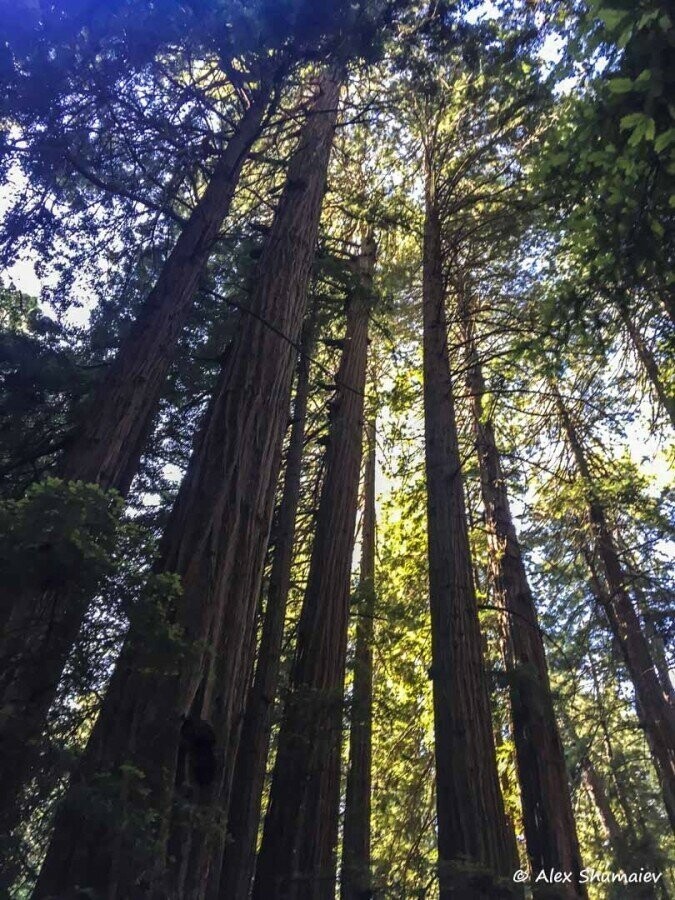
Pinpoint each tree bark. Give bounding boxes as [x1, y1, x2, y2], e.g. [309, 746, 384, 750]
[617, 302, 675, 429]
[553, 384, 675, 833]
[341, 415, 376, 900]
[459, 292, 585, 898]
[217, 315, 315, 900]
[252, 233, 375, 900]
[33, 71, 341, 900]
[0, 80, 274, 841]
[421, 174, 516, 899]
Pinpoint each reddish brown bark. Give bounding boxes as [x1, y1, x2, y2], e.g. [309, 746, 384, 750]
[0, 82, 273, 840]
[252, 234, 375, 900]
[421, 175, 516, 899]
[341, 415, 376, 900]
[459, 293, 584, 898]
[217, 316, 315, 900]
[553, 385, 675, 833]
[33, 72, 341, 900]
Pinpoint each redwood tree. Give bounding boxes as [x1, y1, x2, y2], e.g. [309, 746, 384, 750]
[459, 290, 585, 896]
[342, 414, 377, 900]
[553, 383, 675, 832]
[33, 70, 342, 899]
[218, 312, 315, 900]
[253, 232, 375, 900]
[422, 167, 516, 898]
[0, 74, 275, 836]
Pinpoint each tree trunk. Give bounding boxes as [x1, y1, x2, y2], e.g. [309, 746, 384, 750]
[617, 302, 675, 429]
[636, 592, 673, 698]
[341, 415, 376, 900]
[565, 703, 662, 900]
[0, 81, 273, 840]
[252, 233, 375, 900]
[217, 315, 315, 900]
[459, 292, 584, 898]
[581, 758, 632, 863]
[421, 175, 516, 899]
[553, 384, 675, 833]
[33, 71, 341, 900]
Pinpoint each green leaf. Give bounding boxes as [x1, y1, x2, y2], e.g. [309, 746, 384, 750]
[608, 77, 634, 94]
[619, 113, 655, 143]
[633, 69, 651, 91]
[620, 112, 646, 131]
[597, 7, 630, 31]
[650, 218, 665, 237]
[637, 9, 660, 29]
[654, 128, 675, 154]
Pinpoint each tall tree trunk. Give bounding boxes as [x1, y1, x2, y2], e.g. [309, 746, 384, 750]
[253, 233, 375, 900]
[553, 384, 675, 833]
[580, 756, 668, 900]
[616, 302, 675, 429]
[581, 757, 632, 865]
[33, 71, 341, 900]
[458, 292, 584, 897]
[563, 705, 663, 900]
[0, 80, 274, 840]
[217, 314, 315, 900]
[341, 415, 376, 900]
[421, 174, 516, 899]
[635, 591, 673, 697]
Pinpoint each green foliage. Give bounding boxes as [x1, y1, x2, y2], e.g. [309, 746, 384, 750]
[0, 479, 123, 594]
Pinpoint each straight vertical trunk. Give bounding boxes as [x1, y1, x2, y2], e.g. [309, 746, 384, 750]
[253, 234, 375, 900]
[616, 303, 675, 429]
[459, 294, 584, 897]
[553, 384, 675, 833]
[217, 316, 315, 900]
[421, 176, 516, 899]
[34, 72, 341, 900]
[0, 81, 273, 839]
[341, 415, 376, 900]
